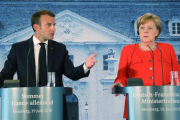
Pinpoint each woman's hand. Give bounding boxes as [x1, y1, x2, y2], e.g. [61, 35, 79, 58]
[111, 82, 124, 94]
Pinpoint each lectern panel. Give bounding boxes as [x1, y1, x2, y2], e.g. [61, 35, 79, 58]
[0, 87, 72, 120]
[113, 86, 180, 120]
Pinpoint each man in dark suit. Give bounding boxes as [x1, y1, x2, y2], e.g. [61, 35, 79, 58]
[0, 10, 96, 119]
[0, 9, 96, 87]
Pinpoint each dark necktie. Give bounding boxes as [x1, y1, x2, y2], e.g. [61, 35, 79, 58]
[39, 43, 47, 86]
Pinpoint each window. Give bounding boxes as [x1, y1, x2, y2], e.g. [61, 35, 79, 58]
[177, 55, 180, 65]
[103, 55, 108, 71]
[66, 94, 78, 102]
[69, 55, 74, 64]
[134, 19, 138, 36]
[172, 22, 180, 35]
[0, 21, 3, 28]
[168, 18, 180, 36]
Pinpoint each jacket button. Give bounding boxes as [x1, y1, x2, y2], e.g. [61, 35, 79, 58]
[150, 77, 153, 79]
[149, 60, 152, 62]
[149, 67, 153, 70]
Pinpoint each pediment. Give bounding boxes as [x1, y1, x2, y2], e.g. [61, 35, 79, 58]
[0, 10, 133, 44]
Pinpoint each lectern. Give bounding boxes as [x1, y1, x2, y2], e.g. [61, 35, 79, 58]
[113, 86, 180, 120]
[0, 87, 72, 120]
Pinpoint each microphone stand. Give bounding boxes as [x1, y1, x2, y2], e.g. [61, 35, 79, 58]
[156, 45, 164, 86]
[27, 47, 31, 87]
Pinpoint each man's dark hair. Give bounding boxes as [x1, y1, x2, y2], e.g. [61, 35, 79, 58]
[31, 10, 55, 32]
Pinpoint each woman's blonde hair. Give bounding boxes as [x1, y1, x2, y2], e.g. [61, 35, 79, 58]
[137, 13, 162, 39]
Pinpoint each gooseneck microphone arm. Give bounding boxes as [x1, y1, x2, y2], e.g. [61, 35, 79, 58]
[27, 47, 31, 87]
[156, 45, 164, 86]
[147, 45, 155, 86]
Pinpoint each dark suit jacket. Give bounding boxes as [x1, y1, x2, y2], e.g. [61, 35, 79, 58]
[0, 36, 89, 120]
[0, 36, 89, 87]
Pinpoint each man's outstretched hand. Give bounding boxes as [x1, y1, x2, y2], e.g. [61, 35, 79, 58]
[85, 53, 97, 69]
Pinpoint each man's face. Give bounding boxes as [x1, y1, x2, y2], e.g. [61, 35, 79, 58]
[34, 14, 56, 42]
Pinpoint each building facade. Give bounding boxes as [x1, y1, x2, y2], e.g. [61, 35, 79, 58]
[0, 0, 180, 120]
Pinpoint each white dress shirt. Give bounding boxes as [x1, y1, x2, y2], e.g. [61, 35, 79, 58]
[32, 36, 89, 87]
[33, 36, 48, 86]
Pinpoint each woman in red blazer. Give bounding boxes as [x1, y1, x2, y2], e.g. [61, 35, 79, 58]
[111, 13, 180, 120]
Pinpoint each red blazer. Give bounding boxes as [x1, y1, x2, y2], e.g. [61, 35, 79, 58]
[114, 42, 180, 118]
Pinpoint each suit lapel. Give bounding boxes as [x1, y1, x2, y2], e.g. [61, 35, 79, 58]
[48, 40, 54, 72]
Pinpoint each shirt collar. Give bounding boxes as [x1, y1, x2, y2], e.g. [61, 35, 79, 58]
[33, 35, 48, 46]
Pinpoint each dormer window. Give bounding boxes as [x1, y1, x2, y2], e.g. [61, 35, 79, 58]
[168, 18, 180, 36]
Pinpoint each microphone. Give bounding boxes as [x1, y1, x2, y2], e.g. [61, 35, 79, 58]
[147, 45, 155, 86]
[156, 44, 164, 86]
[27, 47, 31, 87]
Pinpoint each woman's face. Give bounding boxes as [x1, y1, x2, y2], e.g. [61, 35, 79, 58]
[139, 20, 159, 45]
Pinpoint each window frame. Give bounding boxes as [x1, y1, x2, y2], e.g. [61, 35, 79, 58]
[103, 54, 108, 71]
[168, 18, 180, 36]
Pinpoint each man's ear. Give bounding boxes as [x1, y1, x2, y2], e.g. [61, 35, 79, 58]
[33, 24, 39, 31]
